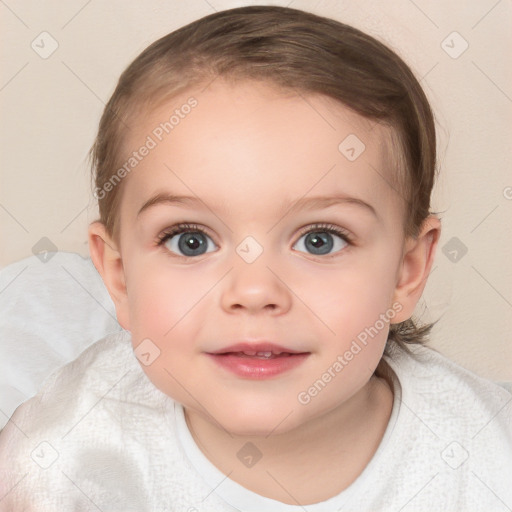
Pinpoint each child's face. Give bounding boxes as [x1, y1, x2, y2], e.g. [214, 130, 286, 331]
[106, 80, 417, 435]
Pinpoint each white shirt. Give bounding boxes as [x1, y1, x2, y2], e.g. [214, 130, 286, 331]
[0, 330, 511, 511]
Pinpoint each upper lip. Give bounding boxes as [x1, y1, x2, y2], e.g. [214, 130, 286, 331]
[208, 342, 309, 355]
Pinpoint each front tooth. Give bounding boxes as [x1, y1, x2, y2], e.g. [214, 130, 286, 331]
[242, 350, 257, 356]
[256, 351, 272, 358]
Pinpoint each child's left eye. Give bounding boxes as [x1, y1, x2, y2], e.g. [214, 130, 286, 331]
[292, 223, 352, 256]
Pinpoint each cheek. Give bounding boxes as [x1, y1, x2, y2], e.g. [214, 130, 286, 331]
[125, 257, 220, 360]
[128, 269, 197, 338]
[124, 262, 207, 401]
[297, 261, 397, 412]
[305, 255, 398, 333]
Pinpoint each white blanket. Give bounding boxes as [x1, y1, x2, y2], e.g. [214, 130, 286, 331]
[0, 252, 121, 430]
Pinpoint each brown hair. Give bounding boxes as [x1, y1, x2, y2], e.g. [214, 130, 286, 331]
[89, 5, 438, 354]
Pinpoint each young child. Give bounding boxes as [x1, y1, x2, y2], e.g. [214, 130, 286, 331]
[1, 5, 511, 511]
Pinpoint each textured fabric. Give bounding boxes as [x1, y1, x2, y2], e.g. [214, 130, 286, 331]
[0, 252, 121, 429]
[0, 330, 511, 511]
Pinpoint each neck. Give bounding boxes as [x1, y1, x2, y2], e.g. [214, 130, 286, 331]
[184, 374, 394, 505]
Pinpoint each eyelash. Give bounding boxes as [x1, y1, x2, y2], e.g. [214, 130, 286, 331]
[156, 223, 211, 247]
[155, 222, 354, 253]
[297, 222, 354, 246]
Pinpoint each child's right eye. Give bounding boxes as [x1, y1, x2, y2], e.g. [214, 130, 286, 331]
[156, 223, 217, 257]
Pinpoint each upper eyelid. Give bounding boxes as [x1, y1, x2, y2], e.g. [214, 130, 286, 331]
[298, 222, 352, 236]
[157, 223, 214, 242]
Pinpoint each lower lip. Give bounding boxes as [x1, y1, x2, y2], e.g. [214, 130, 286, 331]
[206, 353, 310, 379]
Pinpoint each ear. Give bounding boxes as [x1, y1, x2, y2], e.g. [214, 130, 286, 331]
[88, 221, 130, 330]
[391, 215, 441, 323]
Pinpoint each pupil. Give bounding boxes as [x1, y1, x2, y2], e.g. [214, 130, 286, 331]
[187, 237, 200, 249]
[306, 232, 333, 255]
[311, 235, 323, 247]
[179, 233, 206, 255]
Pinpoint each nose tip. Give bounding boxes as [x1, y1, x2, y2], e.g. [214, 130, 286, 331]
[220, 259, 292, 316]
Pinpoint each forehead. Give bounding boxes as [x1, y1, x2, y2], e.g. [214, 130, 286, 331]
[120, 79, 404, 224]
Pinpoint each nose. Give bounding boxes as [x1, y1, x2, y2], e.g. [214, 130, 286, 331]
[220, 256, 292, 315]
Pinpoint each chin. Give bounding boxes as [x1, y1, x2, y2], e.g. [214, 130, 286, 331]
[212, 402, 305, 438]
[224, 420, 291, 438]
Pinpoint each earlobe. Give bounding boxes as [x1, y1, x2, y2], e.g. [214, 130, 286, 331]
[88, 222, 130, 330]
[391, 215, 441, 323]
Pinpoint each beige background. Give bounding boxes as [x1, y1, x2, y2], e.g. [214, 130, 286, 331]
[0, 0, 511, 380]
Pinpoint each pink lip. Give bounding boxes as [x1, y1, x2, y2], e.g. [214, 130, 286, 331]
[206, 342, 310, 379]
[210, 342, 304, 355]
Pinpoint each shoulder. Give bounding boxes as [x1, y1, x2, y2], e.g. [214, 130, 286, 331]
[0, 331, 188, 510]
[0, 330, 182, 443]
[375, 343, 512, 508]
[4, 330, 143, 434]
[383, 342, 512, 439]
[0, 330, 136, 442]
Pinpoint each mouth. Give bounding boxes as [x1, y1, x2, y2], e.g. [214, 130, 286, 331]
[206, 343, 310, 379]
[218, 350, 296, 359]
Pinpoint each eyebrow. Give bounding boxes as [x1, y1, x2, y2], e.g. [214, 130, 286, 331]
[137, 192, 377, 219]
